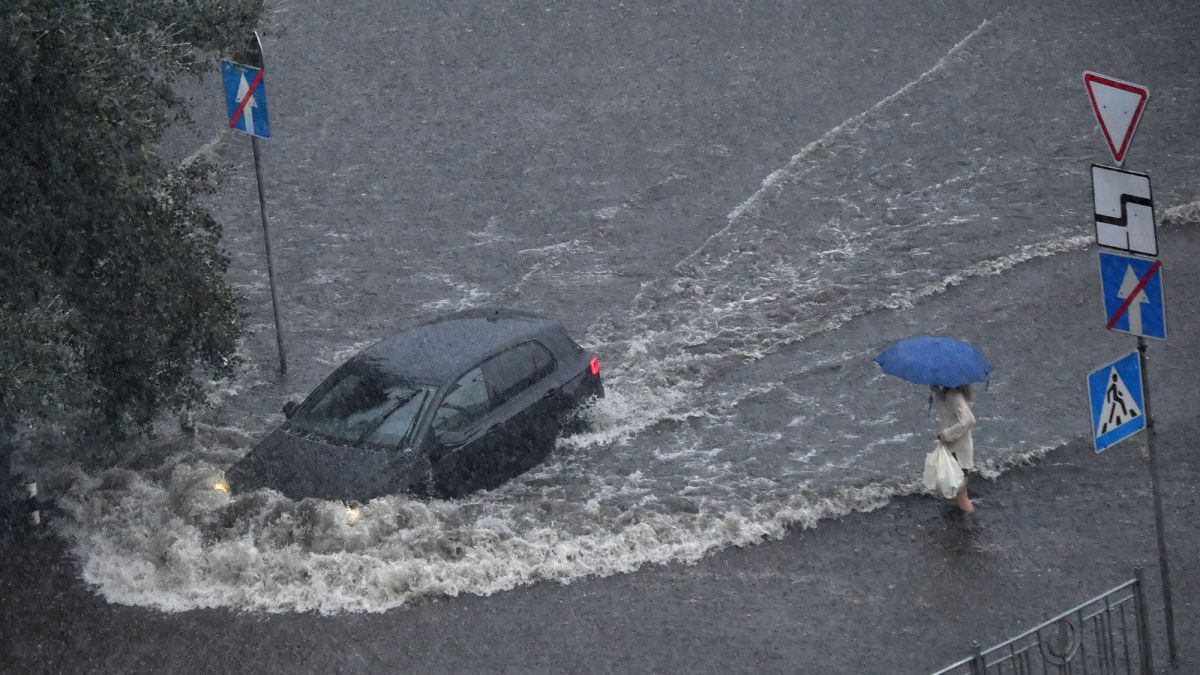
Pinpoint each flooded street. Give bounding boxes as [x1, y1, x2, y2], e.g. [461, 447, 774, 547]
[34, 0, 1200, 614]
[7, 1, 1200, 666]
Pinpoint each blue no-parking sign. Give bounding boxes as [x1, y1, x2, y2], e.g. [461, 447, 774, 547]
[1098, 251, 1165, 340]
[220, 60, 271, 139]
[1087, 351, 1145, 453]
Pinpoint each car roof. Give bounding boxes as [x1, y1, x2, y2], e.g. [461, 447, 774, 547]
[349, 308, 572, 384]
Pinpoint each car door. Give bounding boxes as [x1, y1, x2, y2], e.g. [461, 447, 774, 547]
[482, 341, 560, 478]
[428, 366, 498, 497]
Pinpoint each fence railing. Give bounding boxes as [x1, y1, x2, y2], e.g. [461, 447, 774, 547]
[932, 568, 1154, 675]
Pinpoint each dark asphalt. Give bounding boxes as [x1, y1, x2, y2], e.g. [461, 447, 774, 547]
[199, 0, 1007, 384]
[5, 1, 1200, 672]
[3, 416, 1197, 674]
[5, 226, 1200, 672]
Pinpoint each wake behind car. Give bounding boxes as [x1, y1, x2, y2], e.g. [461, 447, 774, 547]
[227, 308, 603, 501]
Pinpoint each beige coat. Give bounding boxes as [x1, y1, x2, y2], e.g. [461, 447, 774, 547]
[934, 389, 976, 469]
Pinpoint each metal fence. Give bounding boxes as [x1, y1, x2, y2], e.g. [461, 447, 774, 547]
[932, 569, 1154, 675]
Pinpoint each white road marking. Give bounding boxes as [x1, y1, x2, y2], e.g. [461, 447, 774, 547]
[682, 14, 1004, 275]
[179, 130, 228, 169]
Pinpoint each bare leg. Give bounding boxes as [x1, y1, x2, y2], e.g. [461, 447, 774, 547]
[955, 476, 974, 513]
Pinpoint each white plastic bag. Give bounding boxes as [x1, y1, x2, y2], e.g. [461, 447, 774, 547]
[923, 442, 964, 499]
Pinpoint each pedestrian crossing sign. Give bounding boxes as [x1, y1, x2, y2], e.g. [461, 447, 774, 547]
[1087, 351, 1145, 453]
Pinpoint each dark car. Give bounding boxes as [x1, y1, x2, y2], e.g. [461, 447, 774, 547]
[227, 308, 603, 501]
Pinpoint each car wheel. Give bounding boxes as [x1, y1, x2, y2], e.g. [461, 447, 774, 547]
[411, 476, 435, 499]
[561, 412, 591, 435]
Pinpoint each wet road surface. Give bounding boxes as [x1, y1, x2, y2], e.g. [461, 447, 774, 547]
[4, 0, 1200, 670]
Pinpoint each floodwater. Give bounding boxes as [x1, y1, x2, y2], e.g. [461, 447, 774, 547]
[25, 2, 1200, 613]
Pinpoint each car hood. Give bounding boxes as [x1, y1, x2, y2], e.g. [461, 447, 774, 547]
[227, 428, 430, 502]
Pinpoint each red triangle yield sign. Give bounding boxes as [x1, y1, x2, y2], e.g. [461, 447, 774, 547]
[1083, 72, 1149, 166]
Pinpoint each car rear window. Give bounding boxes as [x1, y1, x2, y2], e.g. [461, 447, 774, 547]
[484, 341, 556, 407]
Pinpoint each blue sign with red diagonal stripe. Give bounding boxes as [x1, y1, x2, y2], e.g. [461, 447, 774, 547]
[220, 60, 270, 139]
[1098, 251, 1166, 340]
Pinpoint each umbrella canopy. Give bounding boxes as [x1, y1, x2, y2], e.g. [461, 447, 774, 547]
[874, 336, 992, 387]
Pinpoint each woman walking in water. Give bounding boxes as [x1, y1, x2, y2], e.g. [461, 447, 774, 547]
[932, 384, 976, 513]
[875, 335, 991, 512]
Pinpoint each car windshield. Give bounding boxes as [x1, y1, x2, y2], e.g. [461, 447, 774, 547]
[287, 363, 433, 446]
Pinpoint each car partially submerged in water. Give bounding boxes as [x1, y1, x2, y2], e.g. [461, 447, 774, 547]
[226, 308, 603, 501]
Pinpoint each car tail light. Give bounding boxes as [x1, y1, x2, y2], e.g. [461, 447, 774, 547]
[589, 356, 600, 376]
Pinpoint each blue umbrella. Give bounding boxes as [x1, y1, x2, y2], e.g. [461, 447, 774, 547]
[874, 336, 992, 388]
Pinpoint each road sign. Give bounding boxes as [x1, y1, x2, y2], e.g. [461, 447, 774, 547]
[219, 31, 287, 374]
[1083, 72, 1148, 166]
[1087, 351, 1145, 452]
[220, 60, 271, 139]
[1092, 164, 1156, 256]
[1098, 251, 1166, 340]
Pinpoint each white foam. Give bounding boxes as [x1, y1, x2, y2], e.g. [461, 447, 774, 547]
[1162, 199, 1200, 225]
[47, 455, 914, 614]
[584, 232, 1094, 447]
[47, 411, 1074, 616]
[594, 206, 625, 220]
[417, 272, 493, 313]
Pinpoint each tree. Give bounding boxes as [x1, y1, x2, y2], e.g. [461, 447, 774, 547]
[0, 0, 264, 462]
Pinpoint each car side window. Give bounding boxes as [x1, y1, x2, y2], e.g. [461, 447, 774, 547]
[432, 367, 490, 435]
[484, 342, 557, 408]
[529, 342, 555, 381]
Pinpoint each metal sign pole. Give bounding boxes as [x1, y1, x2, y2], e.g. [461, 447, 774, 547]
[1084, 70, 1175, 667]
[1084, 72, 1176, 662]
[251, 134, 287, 374]
[1137, 335, 1176, 666]
[244, 31, 286, 374]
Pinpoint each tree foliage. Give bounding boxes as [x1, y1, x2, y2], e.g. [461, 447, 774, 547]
[0, 0, 264, 443]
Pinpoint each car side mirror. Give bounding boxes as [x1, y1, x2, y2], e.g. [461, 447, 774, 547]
[436, 431, 467, 447]
[282, 401, 299, 419]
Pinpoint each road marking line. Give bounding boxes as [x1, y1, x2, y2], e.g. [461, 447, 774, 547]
[179, 131, 228, 168]
[695, 13, 1003, 273]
